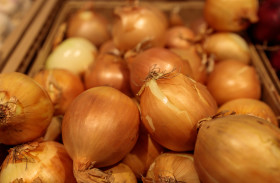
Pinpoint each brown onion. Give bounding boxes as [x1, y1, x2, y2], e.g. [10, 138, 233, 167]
[66, 7, 110, 47]
[0, 141, 76, 183]
[33, 68, 85, 115]
[207, 60, 261, 105]
[204, 0, 259, 31]
[143, 153, 200, 183]
[99, 40, 120, 55]
[218, 98, 278, 126]
[84, 53, 132, 96]
[0, 72, 54, 145]
[128, 47, 193, 96]
[164, 26, 195, 49]
[195, 114, 280, 183]
[139, 72, 217, 151]
[112, 4, 167, 51]
[62, 86, 140, 182]
[203, 32, 251, 64]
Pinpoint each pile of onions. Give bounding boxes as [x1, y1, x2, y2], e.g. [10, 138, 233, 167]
[66, 7, 110, 47]
[128, 47, 193, 96]
[164, 26, 195, 49]
[0, 141, 76, 183]
[143, 153, 200, 183]
[83, 53, 132, 96]
[33, 68, 85, 115]
[194, 114, 280, 183]
[0, 72, 54, 145]
[139, 72, 217, 151]
[62, 86, 140, 182]
[206, 60, 261, 105]
[122, 125, 164, 179]
[203, 32, 251, 64]
[204, 0, 259, 31]
[112, 4, 167, 51]
[218, 98, 278, 126]
[45, 37, 97, 76]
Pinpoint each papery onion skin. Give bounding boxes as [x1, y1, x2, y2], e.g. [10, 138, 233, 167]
[204, 0, 259, 32]
[84, 54, 132, 96]
[128, 47, 193, 96]
[0, 141, 76, 183]
[194, 114, 280, 183]
[203, 32, 251, 64]
[0, 72, 54, 145]
[33, 68, 85, 115]
[206, 60, 261, 105]
[112, 5, 167, 51]
[143, 153, 200, 183]
[62, 86, 140, 179]
[140, 73, 217, 151]
[218, 98, 278, 126]
[164, 26, 195, 49]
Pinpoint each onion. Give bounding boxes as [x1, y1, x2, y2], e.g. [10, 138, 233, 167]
[99, 39, 120, 55]
[139, 72, 217, 151]
[83, 53, 132, 96]
[0, 72, 54, 145]
[112, 4, 167, 51]
[122, 124, 164, 179]
[164, 26, 195, 49]
[203, 32, 251, 64]
[0, 141, 76, 183]
[218, 98, 278, 126]
[62, 86, 140, 182]
[45, 37, 97, 76]
[194, 114, 280, 183]
[143, 153, 200, 183]
[204, 0, 259, 31]
[170, 46, 207, 83]
[66, 7, 110, 47]
[206, 60, 261, 105]
[128, 47, 193, 96]
[33, 68, 85, 115]
[168, 7, 184, 27]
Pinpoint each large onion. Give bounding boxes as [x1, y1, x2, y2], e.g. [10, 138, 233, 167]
[0, 72, 54, 145]
[204, 0, 259, 31]
[139, 72, 217, 151]
[194, 114, 280, 183]
[0, 141, 76, 183]
[62, 86, 140, 182]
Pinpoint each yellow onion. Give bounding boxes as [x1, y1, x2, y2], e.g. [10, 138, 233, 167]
[204, 0, 259, 31]
[143, 153, 200, 183]
[0, 72, 54, 145]
[194, 114, 280, 183]
[122, 125, 165, 179]
[218, 98, 278, 126]
[33, 68, 85, 115]
[164, 26, 195, 49]
[99, 39, 120, 55]
[62, 86, 140, 182]
[0, 141, 76, 183]
[203, 32, 251, 64]
[206, 60, 261, 105]
[139, 72, 217, 151]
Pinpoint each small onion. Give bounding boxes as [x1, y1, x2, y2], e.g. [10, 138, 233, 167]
[0, 141, 76, 183]
[0, 72, 54, 145]
[99, 40, 120, 55]
[164, 26, 195, 49]
[203, 32, 251, 64]
[45, 37, 97, 76]
[66, 7, 110, 47]
[128, 47, 193, 96]
[83, 53, 132, 96]
[143, 153, 200, 183]
[204, 0, 259, 31]
[62, 86, 140, 182]
[33, 68, 85, 115]
[112, 4, 167, 51]
[218, 98, 278, 126]
[206, 60, 261, 105]
[139, 72, 217, 151]
[194, 114, 280, 183]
